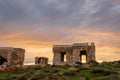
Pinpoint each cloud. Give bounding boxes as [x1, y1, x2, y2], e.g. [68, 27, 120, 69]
[0, 0, 120, 28]
[83, 0, 120, 30]
[0, 0, 120, 62]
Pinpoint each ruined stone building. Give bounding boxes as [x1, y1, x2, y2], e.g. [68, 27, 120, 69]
[53, 43, 95, 65]
[0, 47, 25, 66]
[35, 57, 48, 65]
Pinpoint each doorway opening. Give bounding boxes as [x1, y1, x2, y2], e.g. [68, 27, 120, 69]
[38, 58, 41, 63]
[61, 52, 66, 62]
[80, 50, 87, 63]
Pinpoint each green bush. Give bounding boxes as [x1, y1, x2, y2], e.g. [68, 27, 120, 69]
[31, 72, 46, 80]
[97, 74, 120, 80]
[79, 77, 89, 80]
[88, 60, 99, 67]
[18, 76, 27, 80]
[65, 64, 71, 67]
[75, 62, 82, 65]
[32, 65, 41, 70]
[63, 71, 76, 76]
[91, 67, 117, 76]
[51, 69, 59, 73]
[0, 61, 119, 80]
[48, 74, 62, 79]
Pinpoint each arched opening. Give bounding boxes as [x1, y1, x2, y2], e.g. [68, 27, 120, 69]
[61, 52, 66, 62]
[80, 50, 87, 63]
[0, 55, 7, 65]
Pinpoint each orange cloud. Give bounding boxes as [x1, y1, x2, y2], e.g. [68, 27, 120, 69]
[0, 25, 120, 63]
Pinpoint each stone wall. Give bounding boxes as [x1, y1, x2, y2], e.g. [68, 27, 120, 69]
[53, 43, 95, 65]
[53, 45, 73, 65]
[35, 57, 48, 65]
[0, 47, 25, 66]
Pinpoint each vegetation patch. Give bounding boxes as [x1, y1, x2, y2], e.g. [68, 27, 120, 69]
[0, 61, 120, 80]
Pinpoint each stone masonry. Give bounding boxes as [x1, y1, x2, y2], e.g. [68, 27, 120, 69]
[35, 57, 48, 65]
[53, 43, 95, 65]
[0, 47, 25, 66]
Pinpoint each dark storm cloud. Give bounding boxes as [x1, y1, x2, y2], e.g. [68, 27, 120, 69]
[0, 0, 120, 38]
[0, 0, 120, 43]
[0, 0, 27, 24]
[0, 0, 92, 28]
[0, 0, 120, 61]
[85, 0, 120, 31]
[0, 0, 120, 29]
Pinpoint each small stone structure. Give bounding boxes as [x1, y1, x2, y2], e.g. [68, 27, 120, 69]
[53, 43, 95, 65]
[0, 47, 25, 66]
[35, 57, 48, 65]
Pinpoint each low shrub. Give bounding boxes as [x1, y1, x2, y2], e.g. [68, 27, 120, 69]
[91, 67, 117, 76]
[63, 71, 76, 76]
[18, 76, 27, 80]
[79, 77, 89, 80]
[75, 62, 82, 65]
[88, 60, 99, 66]
[43, 68, 51, 73]
[31, 72, 46, 80]
[32, 66, 41, 70]
[51, 69, 59, 73]
[48, 74, 62, 79]
[97, 74, 120, 80]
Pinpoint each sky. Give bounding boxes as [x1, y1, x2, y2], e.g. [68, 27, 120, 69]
[0, 0, 120, 64]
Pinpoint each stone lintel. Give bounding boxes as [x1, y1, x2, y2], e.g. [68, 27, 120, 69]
[73, 43, 88, 46]
[73, 42, 95, 47]
[53, 45, 72, 48]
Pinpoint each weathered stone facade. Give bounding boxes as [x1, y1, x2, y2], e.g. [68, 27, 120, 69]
[53, 43, 95, 65]
[0, 47, 25, 66]
[35, 57, 48, 65]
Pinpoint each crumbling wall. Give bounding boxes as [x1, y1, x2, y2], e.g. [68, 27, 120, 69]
[53, 45, 73, 65]
[53, 43, 95, 65]
[72, 43, 95, 64]
[0, 47, 25, 66]
[35, 57, 48, 65]
[11, 48, 25, 65]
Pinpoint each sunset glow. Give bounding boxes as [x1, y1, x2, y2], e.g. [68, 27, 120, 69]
[0, 0, 120, 64]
